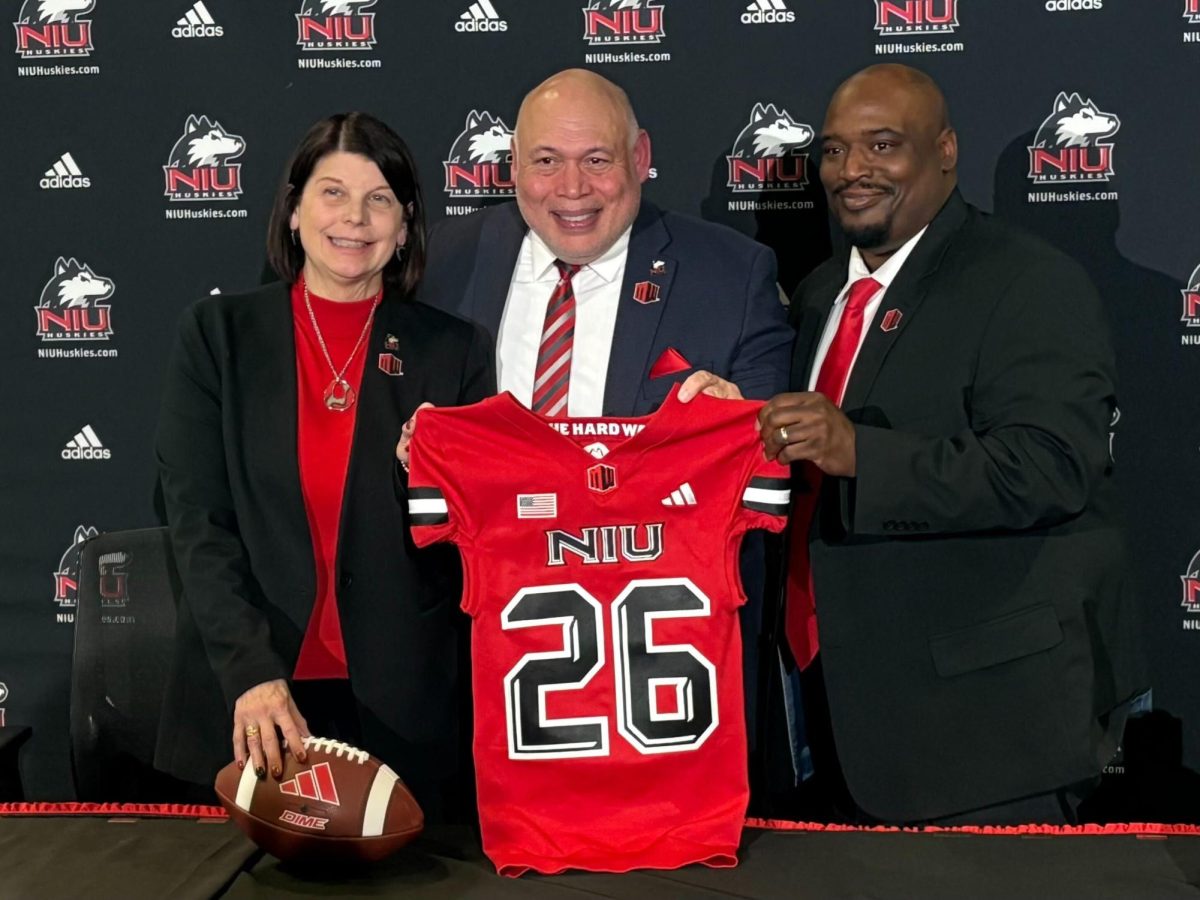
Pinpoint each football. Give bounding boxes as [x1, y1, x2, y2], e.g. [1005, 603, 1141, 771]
[214, 735, 424, 862]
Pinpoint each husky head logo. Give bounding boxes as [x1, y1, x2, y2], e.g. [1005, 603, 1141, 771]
[1183, 549, 1200, 613]
[447, 111, 513, 164]
[38, 257, 113, 309]
[1033, 93, 1120, 149]
[17, 0, 93, 23]
[731, 103, 813, 159]
[587, 0, 646, 8]
[299, 0, 377, 13]
[54, 524, 98, 608]
[1182, 263, 1200, 328]
[168, 116, 245, 167]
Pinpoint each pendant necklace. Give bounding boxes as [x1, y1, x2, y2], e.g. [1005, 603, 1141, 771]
[303, 279, 382, 411]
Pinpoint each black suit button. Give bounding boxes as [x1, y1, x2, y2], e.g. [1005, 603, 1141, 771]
[339, 572, 354, 589]
[883, 520, 894, 531]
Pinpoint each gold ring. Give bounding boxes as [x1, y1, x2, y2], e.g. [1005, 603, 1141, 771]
[245, 725, 261, 738]
[779, 425, 789, 443]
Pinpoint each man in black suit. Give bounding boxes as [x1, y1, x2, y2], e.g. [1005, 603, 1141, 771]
[418, 68, 792, 415]
[758, 64, 1142, 825]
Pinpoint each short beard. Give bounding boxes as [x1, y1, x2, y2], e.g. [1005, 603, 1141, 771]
[841, 221, 891, 249]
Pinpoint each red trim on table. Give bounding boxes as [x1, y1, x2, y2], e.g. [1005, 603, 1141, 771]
[0, 802, 228, 819]
[746, 817, 1200, 836]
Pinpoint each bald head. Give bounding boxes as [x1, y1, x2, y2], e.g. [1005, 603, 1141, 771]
[515, 69, 640, 153]
[831, 64, 950, 134]
[819, 64, 958, 270]
[511, 68, 652, 265]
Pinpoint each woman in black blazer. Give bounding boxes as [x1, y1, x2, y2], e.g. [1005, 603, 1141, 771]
[154, 113, 493, 821]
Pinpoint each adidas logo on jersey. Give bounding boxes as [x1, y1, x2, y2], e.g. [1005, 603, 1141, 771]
[742, 0, 795, 24]
[457, 0, 508, 32]
[63, 425, 110, 460]
[41, 152, 90, 190]
[173, 1, 223, 38]
[661, 483, 697, 506]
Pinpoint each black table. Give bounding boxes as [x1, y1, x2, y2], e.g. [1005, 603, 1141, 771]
[2, 812, 1198, 899]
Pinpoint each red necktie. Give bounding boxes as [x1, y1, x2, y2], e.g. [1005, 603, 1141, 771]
[785, 276, 882, 670]
[531, 260, 581, 417]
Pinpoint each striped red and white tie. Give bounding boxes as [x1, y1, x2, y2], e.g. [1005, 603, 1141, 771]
[531, 260, 581, 417]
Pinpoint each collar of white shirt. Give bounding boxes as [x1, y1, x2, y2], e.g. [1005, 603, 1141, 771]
[843, 224, 929, 289]
[522, 225, 633, 285]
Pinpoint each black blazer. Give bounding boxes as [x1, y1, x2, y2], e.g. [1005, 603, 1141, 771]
[154, 282, 494, 790]
[419, 200, 793, 414]
[791, 191, 1143, 821]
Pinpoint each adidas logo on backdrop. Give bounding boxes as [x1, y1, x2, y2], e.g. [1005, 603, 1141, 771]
[63, 425, 110, 461]
[457, 0, 507, 32]
[41, 153, 90, 190]
[742, 0, 794, 24]
[173, 1, 223, 38]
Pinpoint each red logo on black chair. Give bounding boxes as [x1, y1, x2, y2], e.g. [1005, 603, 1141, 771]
[587, 463, 617, 493]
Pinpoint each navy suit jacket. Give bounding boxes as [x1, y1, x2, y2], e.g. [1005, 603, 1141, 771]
[419, 200, 793, 414]
[790, 191, 1143, 821]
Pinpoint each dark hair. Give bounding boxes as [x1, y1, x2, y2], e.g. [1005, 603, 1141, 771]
[266, 112, 427, 297]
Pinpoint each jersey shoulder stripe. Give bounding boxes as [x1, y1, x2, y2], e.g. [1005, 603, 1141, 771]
[742, 476, 790, 516]
[408, 485, 449, 525]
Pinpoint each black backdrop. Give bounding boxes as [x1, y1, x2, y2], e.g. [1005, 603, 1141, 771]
[2, 0, 1199, 801]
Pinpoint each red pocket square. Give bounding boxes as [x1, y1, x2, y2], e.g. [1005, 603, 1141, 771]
[649, 347, 693, 380]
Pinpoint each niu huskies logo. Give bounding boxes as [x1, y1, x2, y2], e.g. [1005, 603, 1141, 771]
[587, 463, 617, 493]
[874, 0, 958, 35]
[54, 525, 98, 609]
[98, 550, 130, 608]
[582, 0, 665, 45]
[1028, 92, 1120, 184]
[1182, 263, 1200, 329]
[296, 0, 377, 51]
[163, 115, 245, 202]
[36, 257, 114, 342]
[13, 0, 95, 59]
[726, 102, 813, 193]
[443, 110, 514, 198]
[1183, 549, 1200, 614]
[1186, 0, 1200, 25]
[280, 762, 341, 806]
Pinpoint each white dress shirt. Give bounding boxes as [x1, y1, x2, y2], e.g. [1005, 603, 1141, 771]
[496, 227, 631, 417]
[807, 226, 929, 392]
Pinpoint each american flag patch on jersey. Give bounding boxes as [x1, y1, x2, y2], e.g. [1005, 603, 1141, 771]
[517, 493, 557, 519]
[408, 486, 449, 525]
[741, 477, 790, 516]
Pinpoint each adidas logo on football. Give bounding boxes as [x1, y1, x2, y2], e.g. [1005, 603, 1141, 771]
[62, 425, 110, 460]
[279, 761, 341, 806]
[40, 152, 90, 190]
[661, 483, 697, 506]
[457, 0, 508, 32]
[173, 1, 223, 38]
[742, 0, 795, 24]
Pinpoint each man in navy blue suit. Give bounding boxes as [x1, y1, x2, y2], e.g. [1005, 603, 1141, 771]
[414, 69, 794, 796]
[418, 68, 792, 416]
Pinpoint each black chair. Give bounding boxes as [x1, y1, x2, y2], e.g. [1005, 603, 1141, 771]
[70, 526, 195, 802]
[0, 726, 31, 802]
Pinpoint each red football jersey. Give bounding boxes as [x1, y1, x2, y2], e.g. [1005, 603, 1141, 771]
[407, 387, 790, 876]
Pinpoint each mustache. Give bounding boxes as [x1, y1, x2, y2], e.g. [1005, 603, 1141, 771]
[834, 181, 895, 195]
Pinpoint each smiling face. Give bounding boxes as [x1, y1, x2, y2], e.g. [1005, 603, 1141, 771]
[513, 71, 651, 266]
[289, 150, 407, 300]
[819, 66, 957, 270]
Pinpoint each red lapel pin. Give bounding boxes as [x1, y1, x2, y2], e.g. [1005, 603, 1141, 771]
[880, 308, 903, 332]
[633, 281, 661, 304]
